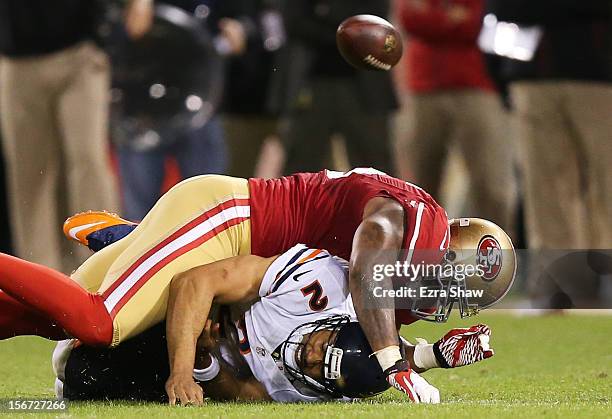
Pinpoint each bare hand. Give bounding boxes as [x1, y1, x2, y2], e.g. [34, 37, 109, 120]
[447, 4, 469, 22]
[197, 319, 221, 353]
[218, 18, 247, 55]
[125, 0, 154, 40]
[165, 374, 204, 406]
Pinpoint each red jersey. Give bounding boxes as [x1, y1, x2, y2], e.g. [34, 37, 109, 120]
[248, 168, 449, 264]
[249, 169, 449, 326]
[398, 0, 495, 93]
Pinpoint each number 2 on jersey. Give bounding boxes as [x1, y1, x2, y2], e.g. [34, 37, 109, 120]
[300, 280, 329, 311]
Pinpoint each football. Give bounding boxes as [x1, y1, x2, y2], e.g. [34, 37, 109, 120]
[336, 14, 403, 71]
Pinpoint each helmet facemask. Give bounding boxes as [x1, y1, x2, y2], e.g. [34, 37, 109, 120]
[407, 250, 475, 322]
[409, 218, 517, 322]
[280, 316, 391, 399]
[280, 316, 350, 397]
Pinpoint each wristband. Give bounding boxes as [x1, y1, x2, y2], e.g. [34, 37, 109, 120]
[383, 359, 411, 376]
[372, 345, 402, 371]
[432, 342, 451, 368]
[193, 355, 220, 382]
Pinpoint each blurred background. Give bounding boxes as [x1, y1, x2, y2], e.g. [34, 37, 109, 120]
[0, 0, 610, 308]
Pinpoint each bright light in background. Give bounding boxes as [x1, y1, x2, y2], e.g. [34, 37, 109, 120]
[185, 95, 203, 112]
[149, 83, 166, 99]
[483, 13, 497, 27]
[194, 4, 209, 19]
[493, 22, 520, 57]
[478, 14, 542, 62]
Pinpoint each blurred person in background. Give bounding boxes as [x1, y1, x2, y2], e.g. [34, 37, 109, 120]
[482, 0, 612, 309]
[113, 0, 239, 220]
[222, 0, 286, 179]
[0, 105, 12, 255]
[485, 0, 612, 250]
[395, 0, 516, 235]
[275, 0, 398, 175]
[0, 0, 119, 272]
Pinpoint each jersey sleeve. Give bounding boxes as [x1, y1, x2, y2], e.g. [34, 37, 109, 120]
[396, 204, 449, 326]
[402, 202, 449, 265]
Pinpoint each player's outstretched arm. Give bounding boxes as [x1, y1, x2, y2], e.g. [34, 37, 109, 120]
[350, 200, 404, 354]
[399, 324, 495, 373]
[165, 255, 275, 406]
[350, 198, 404, 360]
[351, 198, 440, 403]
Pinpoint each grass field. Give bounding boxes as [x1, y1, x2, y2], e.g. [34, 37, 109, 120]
[1, 312, 610, 418]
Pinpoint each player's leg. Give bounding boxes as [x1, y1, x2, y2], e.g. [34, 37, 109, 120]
[0, 252, 113, 346]
[396, 93, 452, 195]
[282, 80, 334, 174]
[341, 110, 392, 175]
[510, 82, 587, 248]
[223, 115, 275, 178]
[175, 116, 228, 177]
[18, 175, 250, 346]
[96, 175, 251, 345]
[0, 56, 65, 270]
[0, 218, 135, 344]
[565, 82, 612, 247]
[331, 78, 391, 174]
[0, 291, 67, 340]
[453, 91, 517, 234]
[58, 42, 120, 247]
[117, 144, 167, 221]
[61, 149, 166, 251]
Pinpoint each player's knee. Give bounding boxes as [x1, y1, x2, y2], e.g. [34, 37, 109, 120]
[75, 295, 113, 347]
[76, 326, 112, 347]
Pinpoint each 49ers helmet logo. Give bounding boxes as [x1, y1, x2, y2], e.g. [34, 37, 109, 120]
[477, 236, 502, 281]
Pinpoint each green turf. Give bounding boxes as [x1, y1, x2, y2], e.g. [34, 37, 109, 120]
[0, 313, 610, 418]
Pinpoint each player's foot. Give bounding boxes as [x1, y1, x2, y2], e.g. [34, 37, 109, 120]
[63, 211, 137, 252]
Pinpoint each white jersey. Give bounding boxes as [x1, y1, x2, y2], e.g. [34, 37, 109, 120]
[238, 244, 356, 402]
[52, 244, 356, 403]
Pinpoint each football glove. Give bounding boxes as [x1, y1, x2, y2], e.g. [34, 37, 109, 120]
[432, 324, 494, 368]
[384, 360, 440, 403]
